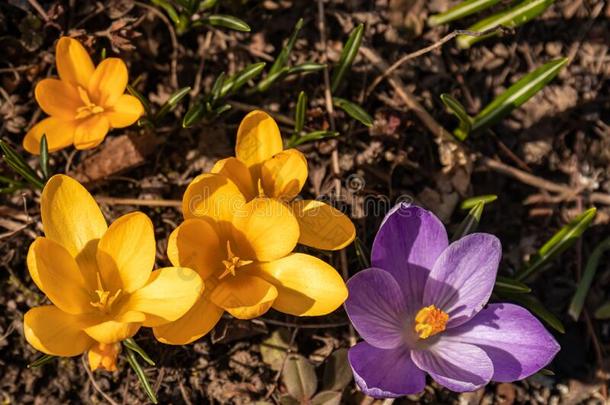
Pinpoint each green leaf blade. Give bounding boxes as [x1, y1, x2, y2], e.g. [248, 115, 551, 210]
[471, 58, 568, 134]
[429, 0, 503, 26]
[203, 14, 250, 32]
[295, 91, 307, 134]
[331, 24, 364, 93]
[518, 207, 596, 281]
[567, 236, 610, 320]
[440, 93, 473, 140]
[456, 0, 556, 49]
[269, 18, 304, 76]
[332, 97, 373, 127]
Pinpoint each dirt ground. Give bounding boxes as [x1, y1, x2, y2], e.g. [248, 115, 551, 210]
[1, 0, 610, 404]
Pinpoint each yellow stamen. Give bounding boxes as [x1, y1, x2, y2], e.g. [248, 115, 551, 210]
[414, 305, 449, 339]
[75, 86, 104, 119]
[90, 272, 122, 313]
[219, 240, 252, 279]
[257, 178, 266, 198]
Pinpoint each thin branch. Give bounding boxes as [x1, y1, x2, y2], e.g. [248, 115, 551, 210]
[81, 355, 120, 405]
[366, 26, 513, 97]
[95, 196, 181, 207]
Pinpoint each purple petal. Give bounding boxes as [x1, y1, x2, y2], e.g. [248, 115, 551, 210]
[345, 268, 408, 349]
[423, 233, 501, 328]
[372, 203, 448, 312]
[444, 303, 560, 382]
[411, 340, 493, 392]
[348, 341, 426, 398]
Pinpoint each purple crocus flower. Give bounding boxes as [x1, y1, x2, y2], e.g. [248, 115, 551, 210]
[345, 203, 560, 397]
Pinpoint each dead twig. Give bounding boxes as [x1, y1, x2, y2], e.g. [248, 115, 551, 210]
[361, 46, 460, 148]
[27, 0, 49, 22]
[366, 26, 513, 97]
[81, 355, 120, 405]
[95, 196, 181, 207]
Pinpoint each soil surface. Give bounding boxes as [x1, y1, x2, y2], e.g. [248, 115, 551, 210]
[1, 0, 609, 404]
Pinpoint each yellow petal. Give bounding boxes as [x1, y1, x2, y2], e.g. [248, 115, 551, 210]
[153, 296, 223, 345]
[35, 79, 81, 120]
[88, 342, 121, 372]
[24, 305, 94, 356]
[41, 175, 107, 288]
[27, 237, 93, 314]
[167, 218, 223, 280]
[210, 274, 277, 319]
[83, 318, 140, 344]
[23, 117, 76, 155]
[56, 37, 95, 88]
[105, 94, 144, 128]
[121, 267, 204, 326]
[96, 212, 155, 293]
[261, 149, 307, 201]
[248, 253, 348, 316]
[231, 198, 299, 262]
[212, 157, 257, 201]
[235, 110, 283, 174]
[291, 200, 355, 250]
[182, 173, 246, 225]
[74, 114, 110, 150]
[87, 58, 128, 107]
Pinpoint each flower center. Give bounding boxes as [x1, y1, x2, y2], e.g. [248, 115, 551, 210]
[414, 305, 449, 339]
[75, 86, 104, 119]
[90, 272, 122, 314]
[219, 240, 252, 279]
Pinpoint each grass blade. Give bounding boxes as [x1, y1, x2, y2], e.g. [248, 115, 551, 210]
[440, 93, 473, 141]
[39, 135, 49, 180]
[428, 0, 503, 26]
[494, 276, 532, 294]
[221, 62, 266, 97]
[269, 18, 304, 76]
[203, 14, 250, 32]
[452, 201, 484, 241]
[124, 345, 158, 404]
[286, 130, 339, 148]
[469, 58, 568, 135]
[127, 84, 152, 117]
[287, 62, 326, 75]
[331, 24, 364, 93]
[0, 139, 44, 189]
[182, 101, 204, 128]
[154, 86, 191, 122]
[256, 66, 290, 93]
[295, 91, 307, 134]
[518, 207, 596, 281]
[457, 0, 556, 49]
[332, 97, 373, 127]
[123, 338, 156, 366]
[567, 236, 610, 320]
[27, 354, 57, 368]
[460, 194, 497, 210]
[150, 0, 181, 25]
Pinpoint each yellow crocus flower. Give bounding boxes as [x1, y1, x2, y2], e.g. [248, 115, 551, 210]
[23, 37, 144, 154]
[212, 110, 356, 251]
[153, 172, 348, 344]
[23, 175, 203, 370]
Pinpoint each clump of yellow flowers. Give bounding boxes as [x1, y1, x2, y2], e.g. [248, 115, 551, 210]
[24, 175, 202, 371]
[24, 37, 143, 154]
[23, 65, 355, 369]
